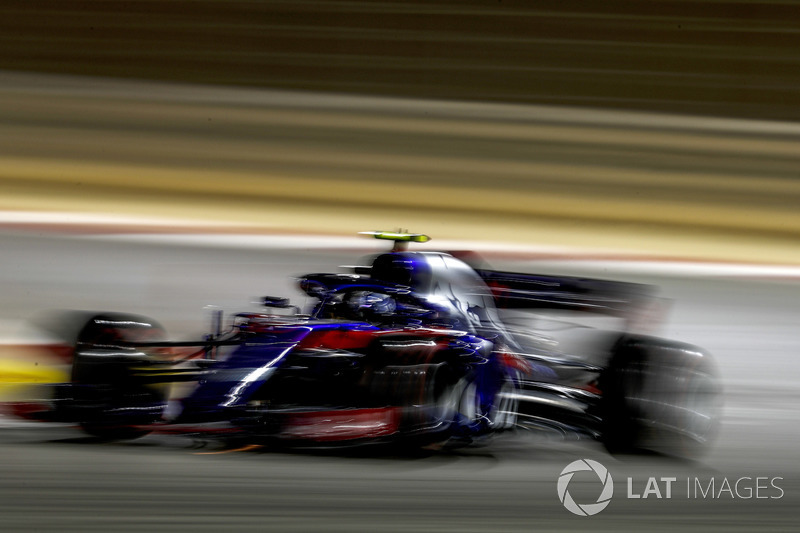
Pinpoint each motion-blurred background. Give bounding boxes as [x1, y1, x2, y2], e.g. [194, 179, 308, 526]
[4, 0, 800, 118]
[1, 0, 799, 262]
[1, 3, 799, 532]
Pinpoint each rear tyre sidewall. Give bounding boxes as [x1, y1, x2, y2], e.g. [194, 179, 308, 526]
[602, 337, 721, 458]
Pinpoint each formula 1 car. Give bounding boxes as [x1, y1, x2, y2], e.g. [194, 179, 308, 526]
[20, 232, 721, 456]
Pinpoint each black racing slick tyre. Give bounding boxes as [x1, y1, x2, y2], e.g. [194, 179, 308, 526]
[70, 313, 170, 440]
[601, 335, 722, 459]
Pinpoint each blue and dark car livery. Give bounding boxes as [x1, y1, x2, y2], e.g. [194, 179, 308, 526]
[24, 232, 721, 456]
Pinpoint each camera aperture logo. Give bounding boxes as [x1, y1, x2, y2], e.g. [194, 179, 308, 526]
[557, 459, 614, 516]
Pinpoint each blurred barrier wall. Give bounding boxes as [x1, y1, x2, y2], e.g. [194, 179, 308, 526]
[1, 2, 799, 263]
[1, 1, 800, 121]
[1, 72, 799, 263]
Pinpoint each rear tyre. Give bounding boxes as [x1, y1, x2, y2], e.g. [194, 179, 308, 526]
[601, 336, 722, 459]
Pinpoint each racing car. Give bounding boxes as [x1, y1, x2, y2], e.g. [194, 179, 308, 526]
[18, 231, 721, 456]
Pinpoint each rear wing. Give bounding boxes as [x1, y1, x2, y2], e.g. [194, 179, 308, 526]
[474, 269, 661, 325]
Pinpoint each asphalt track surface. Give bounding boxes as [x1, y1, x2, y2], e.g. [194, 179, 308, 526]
[0, 230, 799, 532]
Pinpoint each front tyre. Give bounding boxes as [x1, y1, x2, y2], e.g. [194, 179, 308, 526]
[70, 313, 170, 440]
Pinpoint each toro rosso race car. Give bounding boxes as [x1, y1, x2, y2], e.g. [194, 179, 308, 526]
[19, 232, 721, 456]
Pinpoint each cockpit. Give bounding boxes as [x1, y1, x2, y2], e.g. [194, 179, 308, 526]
[303, 251, 506, 337]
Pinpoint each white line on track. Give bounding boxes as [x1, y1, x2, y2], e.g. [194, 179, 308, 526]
[2, 210, 800, 280]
